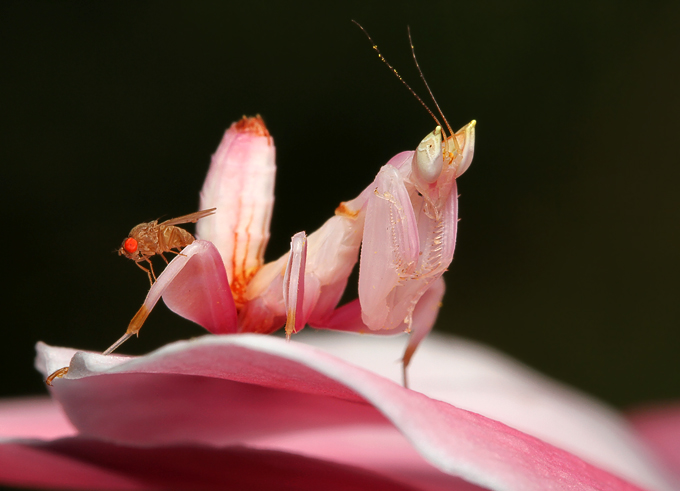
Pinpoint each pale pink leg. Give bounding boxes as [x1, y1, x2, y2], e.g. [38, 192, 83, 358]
[312, 276, 445, 387]
[283, 232, 308, 339]
[103, 240, 238, 355]
[401, 276, 445, 384]
[311, 299, 368, 333]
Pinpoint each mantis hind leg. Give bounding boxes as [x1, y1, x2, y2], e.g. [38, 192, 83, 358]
[401, 276, 445, 379]
[310, 276, 445, 388]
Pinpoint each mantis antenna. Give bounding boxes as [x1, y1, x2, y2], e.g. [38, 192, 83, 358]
[352, 20, 457, 152]
[406, 26, 456, 149]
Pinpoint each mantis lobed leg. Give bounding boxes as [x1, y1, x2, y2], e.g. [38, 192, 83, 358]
[102, 240, 237, 355]
[283, 231, 308, 339]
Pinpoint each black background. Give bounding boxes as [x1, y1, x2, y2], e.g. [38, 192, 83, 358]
[2, 1, 679, 410]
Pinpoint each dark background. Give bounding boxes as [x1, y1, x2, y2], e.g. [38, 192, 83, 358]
[1, 1, 679, 409]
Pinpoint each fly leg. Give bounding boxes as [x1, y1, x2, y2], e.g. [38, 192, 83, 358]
[165, 248, 187, 258]
[135, 258, 156, 286]
[156, 247, 184, 274]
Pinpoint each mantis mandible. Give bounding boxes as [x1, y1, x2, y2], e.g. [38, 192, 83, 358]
[46, 28, 476, 386]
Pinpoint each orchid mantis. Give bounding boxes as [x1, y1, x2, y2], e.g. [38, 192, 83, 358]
[95, 111, 473, 365]
[46, 114, 475, 385]
[46, 36, 476, 386]
[234, 118, 475, 369]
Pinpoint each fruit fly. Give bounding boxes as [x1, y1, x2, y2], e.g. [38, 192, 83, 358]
[119, 208, 217, 286]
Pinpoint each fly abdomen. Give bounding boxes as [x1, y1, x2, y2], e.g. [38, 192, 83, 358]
[159, 225, 195, 252]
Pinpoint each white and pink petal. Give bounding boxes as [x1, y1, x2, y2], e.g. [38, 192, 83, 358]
[6, 334, 669, 491]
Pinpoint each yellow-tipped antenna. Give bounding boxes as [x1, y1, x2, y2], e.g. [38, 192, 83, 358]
[352, 20, 444, 135]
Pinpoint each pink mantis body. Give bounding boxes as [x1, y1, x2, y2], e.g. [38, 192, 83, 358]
[46, 111, 474, 386]
[45, 25, 478, 387]
[42, 21, 479, 388]
[90, 114, 475, 374]
[232, 119, 475, 368]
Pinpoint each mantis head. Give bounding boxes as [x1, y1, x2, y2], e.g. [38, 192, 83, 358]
[411, 120, 476, 199]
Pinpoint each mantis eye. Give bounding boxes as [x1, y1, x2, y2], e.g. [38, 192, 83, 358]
[451, 120, 476, 178]
[123, 237, 138, 254]
[413, 126, 444, 183]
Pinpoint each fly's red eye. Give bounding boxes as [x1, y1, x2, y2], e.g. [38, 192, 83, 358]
[123, 237, 138, 253]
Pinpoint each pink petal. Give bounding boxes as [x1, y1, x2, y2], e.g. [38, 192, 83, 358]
[0, 441, 149, 490]
[1, 438, 483, 491]
[0, 397, 76, 440]
[0, 393, 484, 490]
[301, 333, 676, 491]
[21, 335, 661, 491]
[629, 403, 680, 485]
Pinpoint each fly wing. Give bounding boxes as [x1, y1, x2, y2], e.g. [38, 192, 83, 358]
[161, 208, 217, 227]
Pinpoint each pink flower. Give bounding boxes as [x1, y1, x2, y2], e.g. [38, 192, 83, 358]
[2, 118, 677, 490]
[0, 333, 678, 490]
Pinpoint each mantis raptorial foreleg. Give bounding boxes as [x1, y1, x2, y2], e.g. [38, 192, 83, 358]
[360, 175, 458, 336]
[358, 164, 420, 330]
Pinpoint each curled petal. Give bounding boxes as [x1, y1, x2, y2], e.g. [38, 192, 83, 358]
[22, 335, 669, 491]
[302, 334, 676, 491]
[629, 403, 680, 485]
[1, 436, 479, 491]
[0, 397, 76, 441]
